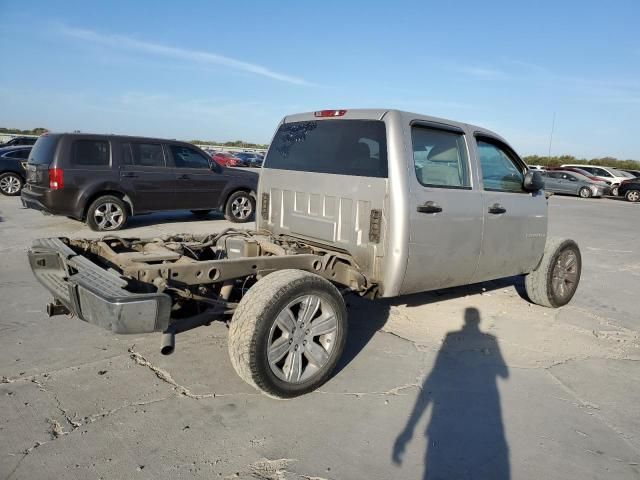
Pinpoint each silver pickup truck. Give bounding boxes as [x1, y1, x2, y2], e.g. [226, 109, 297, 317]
[28, 109, 581, 398]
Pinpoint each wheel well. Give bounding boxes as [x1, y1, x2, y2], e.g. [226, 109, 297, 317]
[83, 191, 132, 220]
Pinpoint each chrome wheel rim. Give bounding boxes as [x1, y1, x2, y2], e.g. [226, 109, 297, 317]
[267, 294, 338, 384]
[579, 188, 590, 198]
[93, 202, 124, 230]
[627, 191, 640, 202]
[0, 175, 21, 194]
[231, 195, 252, 220]
[551, 249, 579, 301]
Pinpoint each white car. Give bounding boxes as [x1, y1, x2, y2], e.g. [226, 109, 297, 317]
[560, 164, 629, 195]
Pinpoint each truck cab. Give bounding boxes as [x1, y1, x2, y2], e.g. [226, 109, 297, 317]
[258, 109, 547, 297]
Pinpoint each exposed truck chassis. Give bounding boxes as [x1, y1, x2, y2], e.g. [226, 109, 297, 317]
[29, 229, 372, 355]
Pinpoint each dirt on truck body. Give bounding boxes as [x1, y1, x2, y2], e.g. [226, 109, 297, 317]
[28, 109, 582, 398]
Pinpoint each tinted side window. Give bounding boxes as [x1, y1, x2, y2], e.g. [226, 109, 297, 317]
[477, 140, 525, 193]
[593, 168, 612, 177]
[170, 145, 209, 169]
[411, 126, 469, 188]
[72, 140, 110, 166]
[266, 120, 387, 178]
[4, 150, 28, 159]
[131, 143, 165, 167]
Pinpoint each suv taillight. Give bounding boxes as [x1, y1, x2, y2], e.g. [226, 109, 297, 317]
[48, 168, 64, 190]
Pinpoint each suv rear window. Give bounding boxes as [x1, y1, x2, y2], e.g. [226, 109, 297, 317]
[72, 140, 110, 166]
[28, 136, 59, 165]
[265, 120, 387, 177]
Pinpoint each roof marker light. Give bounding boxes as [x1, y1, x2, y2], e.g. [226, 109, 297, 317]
[314, 109, 347, 118]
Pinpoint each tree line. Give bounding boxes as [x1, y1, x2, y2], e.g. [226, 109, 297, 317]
[0, 127, 48, 136]
[522, 155, 640, 171]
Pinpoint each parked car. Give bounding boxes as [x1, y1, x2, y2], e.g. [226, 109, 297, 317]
[28, 109, 581, 398]
[621, 169, 640, 178]
[0, 146, 32, 195]
[541, 170, 609, 198]
[212, 152, 246, 167]
[20, 133, 258, 231]
[0, 136, 38, 147]
[618, 178, 640, 202]
[560, 164, 629, 195]
[547, 166, 611, 186]
[234, 152, 263, 167]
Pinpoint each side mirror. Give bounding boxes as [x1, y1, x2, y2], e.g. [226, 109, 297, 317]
[209, 161, 222, 173]
[523, 170, 544, 192]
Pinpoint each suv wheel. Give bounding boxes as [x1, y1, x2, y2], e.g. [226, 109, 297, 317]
[524, 238, 581, 308]
[86, 195, 128, 231]
[625, 189, 640, 202]
[0, 173, 23, 196]
[228, 269, 348, 398]
[224, 191, 255, 223]
[578, 187, 591, 198]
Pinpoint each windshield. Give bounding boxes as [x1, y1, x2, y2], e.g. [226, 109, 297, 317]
[265, 120, 388, 177]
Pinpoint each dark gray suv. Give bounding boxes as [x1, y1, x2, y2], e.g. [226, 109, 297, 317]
[21, 133, 258, 231]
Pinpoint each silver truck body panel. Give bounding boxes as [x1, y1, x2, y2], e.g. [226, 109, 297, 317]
[258, 109, 547, 297]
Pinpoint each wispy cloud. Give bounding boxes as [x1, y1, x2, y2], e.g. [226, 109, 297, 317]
[58, 25, 313, 86]
[453, 65, 507, 80]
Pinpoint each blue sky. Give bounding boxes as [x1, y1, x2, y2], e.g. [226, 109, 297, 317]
[1, 0, 639, 158]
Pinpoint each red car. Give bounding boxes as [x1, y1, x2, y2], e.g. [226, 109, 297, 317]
[546, 166, 610, 185]
[212, 152, 243, 167]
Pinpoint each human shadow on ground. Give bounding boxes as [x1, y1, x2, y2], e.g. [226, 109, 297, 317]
[392, 307, 510, 480]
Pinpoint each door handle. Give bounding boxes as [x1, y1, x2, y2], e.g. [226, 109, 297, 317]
[417, 201, 443, 214]
[488, 203, 507, 214]
[121, 172, 138, 178]
[177, 174, 190, 180]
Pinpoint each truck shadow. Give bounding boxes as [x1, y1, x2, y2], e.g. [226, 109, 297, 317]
[392, 307, 510, 479]
[335, 275, 526, 376]
[124, 210, 228, 229]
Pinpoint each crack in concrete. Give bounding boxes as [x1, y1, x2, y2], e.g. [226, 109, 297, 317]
[315, 382, 420, 398]
[127, 346, 259, 399]
[544, 368, 640, 456]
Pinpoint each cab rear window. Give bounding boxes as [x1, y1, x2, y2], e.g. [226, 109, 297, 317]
[265, 120, 387, 177]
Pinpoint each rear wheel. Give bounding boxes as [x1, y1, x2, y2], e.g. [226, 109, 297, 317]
[625, 189, 640, 202]
[228, 269, 347, 398]
[86, 195, 128, 231]
[224, 190, 255, 223]
[578, 187, 592, 198]
[524, 238, 581, 308]
[0, 173, 23, 196]
[611, 186, 619, 196]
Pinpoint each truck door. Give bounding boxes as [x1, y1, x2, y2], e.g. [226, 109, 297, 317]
[470, 137, 547, 283]
[120, 142, 175, 212]
[401, 124, 484, 294]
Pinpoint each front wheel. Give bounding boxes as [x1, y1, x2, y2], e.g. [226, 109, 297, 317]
[524, 238, 581, 308]
[86, 195, 128, 231]
[228, 269, 348, 398]
[625, 189, 640, 202]
[611, 186, 619, 196]
[224, 191, 255, 223]
[578, 187, 592, 198]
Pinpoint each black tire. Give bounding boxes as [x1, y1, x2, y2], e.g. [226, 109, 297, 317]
[0, 172, 23, 196]
[228, 269, 348, 398]
[190, 209, 212, 217]
[524, 238, 581, 308]
[86, 195, 128, 231]
[578, 187, 591, 198]
[224, 190, 255, 223]
[625, 189, 640, 203]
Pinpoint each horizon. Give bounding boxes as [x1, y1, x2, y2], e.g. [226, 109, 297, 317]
[1, 1, 639, 159]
